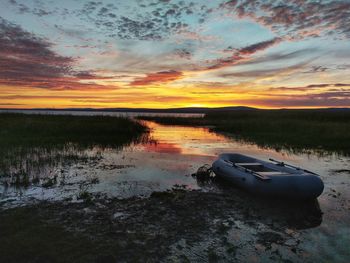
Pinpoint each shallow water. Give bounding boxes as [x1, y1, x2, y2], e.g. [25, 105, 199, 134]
[0, 117, 349, 262]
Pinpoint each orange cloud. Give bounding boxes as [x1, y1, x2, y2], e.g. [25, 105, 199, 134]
[130, 70, 183, 86]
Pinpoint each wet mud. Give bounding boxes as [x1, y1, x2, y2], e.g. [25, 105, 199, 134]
[0, 186, 325, 263]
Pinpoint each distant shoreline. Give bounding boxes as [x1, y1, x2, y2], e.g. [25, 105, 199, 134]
[1, 106, 349, 114]
[0, 109, 204, 118]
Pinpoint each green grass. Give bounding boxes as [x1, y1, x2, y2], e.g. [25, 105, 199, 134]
[0, 113, 147, 149]
[0, 113, 148, 183]
[138, 109, 350, 155]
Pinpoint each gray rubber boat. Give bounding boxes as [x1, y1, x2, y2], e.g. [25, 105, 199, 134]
[212, 153, 324, 199]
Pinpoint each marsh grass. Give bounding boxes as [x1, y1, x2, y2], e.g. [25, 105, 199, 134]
[0, 113, 147, 149]
[138, 109, 350, 155]
[0, 113, 148, 185]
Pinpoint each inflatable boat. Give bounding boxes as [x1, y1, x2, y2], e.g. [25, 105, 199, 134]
[212, 153, 324, 199]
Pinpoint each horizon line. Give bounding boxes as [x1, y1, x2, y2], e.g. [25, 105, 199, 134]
[1, 106, 349, 111]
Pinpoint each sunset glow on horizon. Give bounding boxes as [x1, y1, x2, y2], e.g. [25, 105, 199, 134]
[1, 0, 350, 109]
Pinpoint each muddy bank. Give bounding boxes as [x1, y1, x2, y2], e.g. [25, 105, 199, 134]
[0, 187, 323, 263]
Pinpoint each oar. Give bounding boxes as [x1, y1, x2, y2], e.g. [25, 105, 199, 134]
[269, 158, 319, 176]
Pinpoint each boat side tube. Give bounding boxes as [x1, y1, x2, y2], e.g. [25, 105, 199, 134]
[212, 153, 324, 199]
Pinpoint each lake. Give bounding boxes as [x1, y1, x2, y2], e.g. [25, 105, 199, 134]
[0, 111, 349, 262]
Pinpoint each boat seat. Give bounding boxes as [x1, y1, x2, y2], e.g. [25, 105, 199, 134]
[258, 172, 289, 176]
[252, 173, 271, 180]
[235, 162, 262, 166]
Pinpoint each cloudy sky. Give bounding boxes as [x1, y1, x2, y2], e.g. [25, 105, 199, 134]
[0, 0, 350, 109]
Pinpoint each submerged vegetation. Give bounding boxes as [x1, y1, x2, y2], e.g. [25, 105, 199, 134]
[0, 113, 148, 185]
[139, 109, 350, 155]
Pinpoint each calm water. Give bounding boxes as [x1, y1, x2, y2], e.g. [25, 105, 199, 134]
[0, 112, 349, 262]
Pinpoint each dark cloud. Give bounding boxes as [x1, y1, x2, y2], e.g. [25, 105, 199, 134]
[269, 83, 350, 92]
[74, 0, 211, 41]
[0, 18, 72, 76]
[249, 97, 350, 108]
[240, 49, 317, 67]
[174, 48, 192, 59]
[0, 18, 112, 90]
[268, 91, 350, 107]
[334, 83, 350, 87]
[115, 16, 170, 40]
[130, 70, 183, 86]
[219, 61, 308, 78]
[8, 1, 350, 42]
[53, 24, 89, 39]
[73, 71, 115, 80]
[78, 1, 102, 15]
[207, 37, 281, 70]
[240, 38, 282, 55]
[7, 0, 57, 17]
[336, 64, 350, 70]
[221, 0, 350, 39]
[303, 65, 329, 74]
[0, 103, 24, 106]
[1, 95, 97, 100]
[206, 92, 350, 107]
[238, 37, 281, 53]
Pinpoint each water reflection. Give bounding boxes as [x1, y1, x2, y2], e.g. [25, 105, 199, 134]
[143, 121, 230, 156]
[1, 120, 350, 204]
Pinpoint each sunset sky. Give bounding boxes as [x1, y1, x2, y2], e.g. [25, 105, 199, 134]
[0, 0, 349, 109]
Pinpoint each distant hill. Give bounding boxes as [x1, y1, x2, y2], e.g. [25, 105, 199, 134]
[2, 106, 349, 114]
[24, 106, 257, 114]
